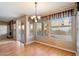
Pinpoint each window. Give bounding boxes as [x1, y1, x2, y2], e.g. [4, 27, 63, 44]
[43, 21, 48, 36]
[36, 22, 42, 36]
[0, 25, 7, 35]
[50, 16, 72, 41]
[29, 23, 33, 36]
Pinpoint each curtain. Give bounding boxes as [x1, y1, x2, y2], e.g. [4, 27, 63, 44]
[41, 9, 74, 41]
[42, 9, 74, 20]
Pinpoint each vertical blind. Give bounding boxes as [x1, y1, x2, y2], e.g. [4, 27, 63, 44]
[42, 9, 74, 20]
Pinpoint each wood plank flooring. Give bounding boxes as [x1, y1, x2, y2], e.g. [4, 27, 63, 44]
[0, 40, 76, 56]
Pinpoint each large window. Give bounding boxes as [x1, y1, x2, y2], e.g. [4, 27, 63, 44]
[43, 21, 48, 36]
[36, 9, 73, 41]
[50, 16, 72, 41]
[36, 22, 42, 36]
[0, 25, 7, 35]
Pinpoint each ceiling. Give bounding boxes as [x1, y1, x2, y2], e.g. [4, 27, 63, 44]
[0, 2, 75, 22]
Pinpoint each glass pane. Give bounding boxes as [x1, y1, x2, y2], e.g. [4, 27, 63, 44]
[36, 22, 42, 36]
[50, 16, 72, 41]
[0, 25, 7, 35]
[43, 21, 48, 36]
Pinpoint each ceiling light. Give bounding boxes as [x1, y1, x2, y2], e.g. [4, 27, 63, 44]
[30, 2, 41, 22]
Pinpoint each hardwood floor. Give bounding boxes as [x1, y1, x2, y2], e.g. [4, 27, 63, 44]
[0, 40, 76, 56]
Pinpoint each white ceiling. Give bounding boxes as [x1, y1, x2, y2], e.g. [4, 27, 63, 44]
[0, 2, 75, 22]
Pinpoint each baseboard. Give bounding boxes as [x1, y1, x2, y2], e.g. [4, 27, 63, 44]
[25, 40, 76, 54]
[35, 40, 76, 54]
[27, 41, 35, 44]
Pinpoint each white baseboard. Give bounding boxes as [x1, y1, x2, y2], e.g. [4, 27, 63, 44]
[25, 40, 76, 54]
[35, 40, 76, 54]
[27, 41, 35, 44]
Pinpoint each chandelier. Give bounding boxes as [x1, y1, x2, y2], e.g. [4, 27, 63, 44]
[31, 2, 41, 22]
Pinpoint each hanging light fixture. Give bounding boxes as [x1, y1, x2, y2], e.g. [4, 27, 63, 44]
[31, 2, 41, 22]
